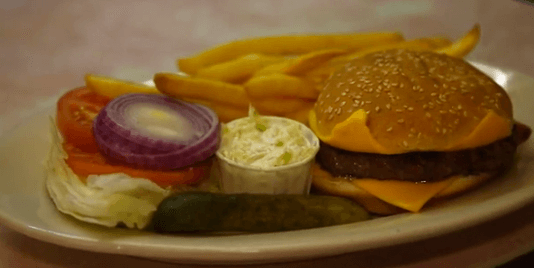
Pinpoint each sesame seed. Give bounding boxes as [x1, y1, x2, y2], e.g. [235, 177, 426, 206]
[386, 104, 392, 110]
[375, 106, 381, 112]
[426, 112, 431, 118]
[340, 101, 346, 106]
[403, 141, 409, 147]
[334, 97, 340, 102]
[386, 127, 393, 132]
[398, 119, 405, 123]
[407, 107, 414, 111]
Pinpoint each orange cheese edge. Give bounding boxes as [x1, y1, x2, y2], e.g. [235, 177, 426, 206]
[446, 110, 512, 150]
[309, 109, 394, 153]
[353, 179, 455, 212]
[309, 109, 511, 154]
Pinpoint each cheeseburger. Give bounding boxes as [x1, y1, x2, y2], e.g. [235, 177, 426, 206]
[309, 49, 531, 215]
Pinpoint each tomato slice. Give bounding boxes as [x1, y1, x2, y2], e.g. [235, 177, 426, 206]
[57, 87, 111, 152]
[63, 143, 211, 187]
[57, 87, 210, 187]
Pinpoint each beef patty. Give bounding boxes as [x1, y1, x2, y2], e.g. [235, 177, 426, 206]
[316, 123, 531, 183]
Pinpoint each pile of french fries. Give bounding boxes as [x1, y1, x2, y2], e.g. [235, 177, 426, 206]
[84, 24, 480, 124]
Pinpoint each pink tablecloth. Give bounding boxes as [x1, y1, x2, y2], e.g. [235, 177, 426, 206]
[1, 1, 534, 267]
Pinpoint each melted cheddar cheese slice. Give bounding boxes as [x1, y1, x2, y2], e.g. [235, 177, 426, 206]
[309, 109, 511, 154]
[353, 179, 455, 212]
[309, 109, 395, 153]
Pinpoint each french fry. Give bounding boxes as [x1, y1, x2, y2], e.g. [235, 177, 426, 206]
[250, 97, 314, 115]
[254, 49, 347, 77]
[331, 37, 451, 64]
[85, 74, 159, 98]
[434, 24, 480, 58]
[181, 98, 248, 123]
[283, 103, 314, 125]
[178, 32, 404, 74]
[282, 49, 347, 76]
[195, 54, 285, 83]
[245, 73, 319, 99]
[425, 36, 453, 48]
[154, 73, 249, 108]
[304, 61, 345, 89]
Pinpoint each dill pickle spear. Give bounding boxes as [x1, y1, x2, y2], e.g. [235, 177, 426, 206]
[150, 192, 369, 233]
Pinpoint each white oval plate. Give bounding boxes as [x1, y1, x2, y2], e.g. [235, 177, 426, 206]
[0, 62, 533, 265]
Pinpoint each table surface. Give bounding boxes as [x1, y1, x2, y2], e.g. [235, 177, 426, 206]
[1, 0, 534, 267]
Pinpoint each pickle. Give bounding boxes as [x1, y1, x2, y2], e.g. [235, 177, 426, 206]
[150, 192, 369, 233]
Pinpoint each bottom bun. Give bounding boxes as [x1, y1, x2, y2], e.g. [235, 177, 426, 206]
[311, 165, 492, 215]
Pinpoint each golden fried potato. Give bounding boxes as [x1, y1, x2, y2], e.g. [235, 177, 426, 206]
[245, 73, 319, 99]
[195, 54, 285, 83]
[178, 32, 404, 74]
[250, 97, 314, 115]
[425, 36, 453, 48]
[254, 49, 346, 77]
[434, 24, 480, 58]
[282, 49, 347, 76]
[85, 74, 159, 98]
[181, 98, 248, 123]
[331, 37, 451, 64]
[154, 73, 249, 107]
[283, 103, 314, 125]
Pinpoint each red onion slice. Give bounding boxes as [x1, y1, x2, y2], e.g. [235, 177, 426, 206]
[93, 94, 219, 170]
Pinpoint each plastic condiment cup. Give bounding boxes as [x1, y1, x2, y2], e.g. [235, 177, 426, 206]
[215, 116, 320, 195]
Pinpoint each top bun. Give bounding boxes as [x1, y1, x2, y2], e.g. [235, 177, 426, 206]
[312, 49, 513, 153]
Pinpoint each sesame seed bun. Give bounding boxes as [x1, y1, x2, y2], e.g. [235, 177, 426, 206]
[312, 49, 513, 153]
